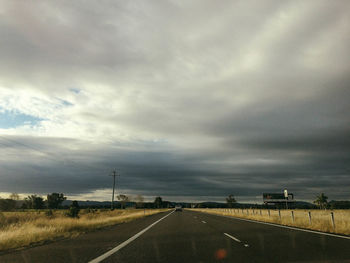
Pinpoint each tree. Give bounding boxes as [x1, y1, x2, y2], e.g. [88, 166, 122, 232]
[134, 195, 144, 209]
[154, 196, 163, 208]
[226, 194, 237, 208]
[117, 194, 129, 209]
[9, 193, 20, 201]
[0, 199, 16, 211]
[314, 193, 328, 209]
[66, 201, 80, 218]
[25, 195, 45, 209]
[47, 193, 66, 209]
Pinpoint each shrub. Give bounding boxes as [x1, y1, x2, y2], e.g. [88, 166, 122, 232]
[0, 199, 17, 211]
[65, 201, 80, 218]
[47, 193, 66, 209]
[0, 212, 5, 226]
[45, 210, 54, 218]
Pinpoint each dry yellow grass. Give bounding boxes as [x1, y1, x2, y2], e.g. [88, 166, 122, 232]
[0, 209, 168, 252]
[190, 208, 350, 236]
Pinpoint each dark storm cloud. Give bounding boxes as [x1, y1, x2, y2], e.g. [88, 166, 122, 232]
[0, 1, 350, 202]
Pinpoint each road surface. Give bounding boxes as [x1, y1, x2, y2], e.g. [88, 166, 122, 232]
[1, 209, 350, 262]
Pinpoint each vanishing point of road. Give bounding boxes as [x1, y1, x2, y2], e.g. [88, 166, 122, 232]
[1, 209, 350, 262]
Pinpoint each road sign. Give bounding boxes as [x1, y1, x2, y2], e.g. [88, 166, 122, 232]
[284, 189, 289, 209]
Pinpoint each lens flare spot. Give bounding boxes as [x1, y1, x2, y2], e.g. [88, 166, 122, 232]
[215, 248, 227, 260]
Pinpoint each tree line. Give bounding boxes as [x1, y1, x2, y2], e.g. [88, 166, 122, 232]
[0, 193, 67, 211]
[2, 192, 348, 211]
[0, 193, 171, 211]
[223, 193, 350, 209]
[312, 193, 350, 209]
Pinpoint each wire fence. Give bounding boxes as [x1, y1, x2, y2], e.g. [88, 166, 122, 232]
[191, 208, 350, 236]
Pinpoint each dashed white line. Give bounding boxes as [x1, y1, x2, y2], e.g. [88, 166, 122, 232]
[88, 210, 175, 263]
[224, 233, 250, 247]
[224, 232, 241, 242]
[201, 220, 206, 224]
[209, 212, 350, 240]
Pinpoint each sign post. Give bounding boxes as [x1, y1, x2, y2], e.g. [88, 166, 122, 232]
[284, 189, 288, 209]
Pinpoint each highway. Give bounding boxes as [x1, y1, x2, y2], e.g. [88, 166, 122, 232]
[1, 209, 350, 262]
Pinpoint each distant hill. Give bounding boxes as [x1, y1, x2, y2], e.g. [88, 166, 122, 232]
[61, 200, 317, 209]
[63, 200, 111, 207]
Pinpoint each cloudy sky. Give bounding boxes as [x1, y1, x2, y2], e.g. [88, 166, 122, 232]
[0, 0, 349, 203]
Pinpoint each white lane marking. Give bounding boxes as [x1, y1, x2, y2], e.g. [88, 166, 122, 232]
[244, 244, 249, 247]
[202, 212, 350, 240]
[201, 220, 206, 224]
[88, 211, 175, 263]
[224, 232, 241, 243]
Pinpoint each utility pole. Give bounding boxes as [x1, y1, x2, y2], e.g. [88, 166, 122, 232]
[110, 169, 119, 210]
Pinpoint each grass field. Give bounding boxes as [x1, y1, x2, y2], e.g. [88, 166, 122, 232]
[0, 209, 168, 252]
[190, 208, 350, 236]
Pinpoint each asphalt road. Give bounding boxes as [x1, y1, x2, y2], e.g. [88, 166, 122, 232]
[1, 209, 350, 262]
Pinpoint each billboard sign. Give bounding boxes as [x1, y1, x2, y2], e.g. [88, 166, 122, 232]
[263, 193, 294, 203]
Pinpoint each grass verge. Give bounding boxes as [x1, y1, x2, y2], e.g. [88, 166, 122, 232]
[0, 209, 168, 252]
[189, 208, 350, 236]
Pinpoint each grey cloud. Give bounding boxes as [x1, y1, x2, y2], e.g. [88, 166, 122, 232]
[0, 133, 349, 202]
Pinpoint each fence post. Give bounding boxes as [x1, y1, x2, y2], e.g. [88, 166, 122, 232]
[308, 211, 311, 225]
[247, 209, 249, 215]
[278, 209, 281, 220]
[330, 212, 335, 229]
[260, 209, 262, 216]
[291, 211, 294, 223]
[268, 209, 270, 217]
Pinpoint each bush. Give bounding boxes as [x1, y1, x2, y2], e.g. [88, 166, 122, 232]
[0, 212, 5, 226]
[24, 195, 45, 209]
[65, 201, 80, 218]
[45, 209, 54, 218]
[0, 199, 17, 211]
[85, 208, 97, 214]
[47, 193, 66, 209]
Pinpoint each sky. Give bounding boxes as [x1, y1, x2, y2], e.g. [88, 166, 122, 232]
[0, 0, 349, 203]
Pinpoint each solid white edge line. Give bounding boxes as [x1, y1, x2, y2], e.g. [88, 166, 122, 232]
[197, 211, 350, 240]
[201, 220, 206, 223]
[88, 210, 175, 263]
[224, 232, 241, 243]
